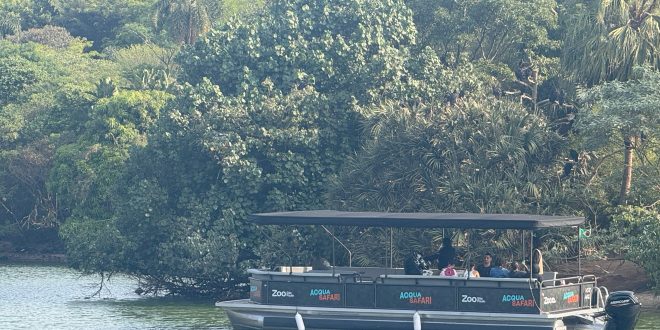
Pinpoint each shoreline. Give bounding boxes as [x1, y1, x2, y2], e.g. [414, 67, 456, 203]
[0, 252, 67, 264]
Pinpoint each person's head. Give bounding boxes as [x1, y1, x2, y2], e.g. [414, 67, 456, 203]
[470, 264, 477, 271]
[510, 261, 521, 271]
[500, 259, 509, 268]
[443, 236, 452, 247]
[483, 253, 493, 266]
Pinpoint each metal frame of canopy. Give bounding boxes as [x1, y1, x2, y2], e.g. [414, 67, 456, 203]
[249, 210, 587, 278]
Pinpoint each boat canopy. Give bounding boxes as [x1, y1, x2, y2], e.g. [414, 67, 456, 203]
[248, 210, 584, 230]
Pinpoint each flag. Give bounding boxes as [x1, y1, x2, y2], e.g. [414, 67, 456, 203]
[579, 228, 592, 239]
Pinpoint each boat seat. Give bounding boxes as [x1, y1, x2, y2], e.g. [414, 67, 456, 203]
[540, 271, 559, 286]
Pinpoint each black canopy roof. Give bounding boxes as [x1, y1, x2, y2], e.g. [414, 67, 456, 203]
[248, 210, 584, 230]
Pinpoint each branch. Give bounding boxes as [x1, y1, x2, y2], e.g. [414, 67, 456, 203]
[586, 150, 620, 187]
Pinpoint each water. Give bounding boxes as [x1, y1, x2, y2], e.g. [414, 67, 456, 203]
[0, 263, 231, 329]
[1, 262, 659, 329]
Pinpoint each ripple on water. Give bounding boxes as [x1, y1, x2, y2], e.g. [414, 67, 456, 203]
[0, 263, 231, 329]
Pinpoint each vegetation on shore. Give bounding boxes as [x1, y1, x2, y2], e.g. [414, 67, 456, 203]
[1, 0, 659, 298]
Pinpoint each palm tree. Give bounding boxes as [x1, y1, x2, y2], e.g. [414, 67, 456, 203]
[562, 0, 660, 204]
[152, 0, 216, 45]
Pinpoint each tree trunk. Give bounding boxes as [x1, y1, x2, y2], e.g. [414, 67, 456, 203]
[618, 135, 635, 205]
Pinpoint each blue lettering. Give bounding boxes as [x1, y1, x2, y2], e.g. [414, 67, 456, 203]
[310, 289, 331, 296]
[400, 292, 422, 299]
[502, 294, 525, 302]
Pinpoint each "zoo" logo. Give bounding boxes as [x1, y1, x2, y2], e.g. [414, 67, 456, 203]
[462, 295, 485, 303]
[271, 290, 294, 298]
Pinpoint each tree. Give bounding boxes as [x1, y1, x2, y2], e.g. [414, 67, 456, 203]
[152, 0, 219, 45]
[562, 0, 660, 86]
[0, 56, 37, 106]
[562, 0, 660, 204]
[6, 25, 76, 49]
[610, 206, 660, 291]
[0, 37, 116, 234]
[577, 67, 660, 205]
[406, 0, 560, 67]
[61, 0, 423, 296]
[0, 12, 21, 38]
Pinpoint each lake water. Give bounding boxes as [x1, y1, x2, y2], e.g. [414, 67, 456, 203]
[0, 262, 658, 329]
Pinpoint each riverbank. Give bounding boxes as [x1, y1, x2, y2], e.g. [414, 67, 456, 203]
[0, 240, 67, 263]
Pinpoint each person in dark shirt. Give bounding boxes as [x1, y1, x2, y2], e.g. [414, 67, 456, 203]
[433, 237, 456, 269]
[476, 252, 494, 278]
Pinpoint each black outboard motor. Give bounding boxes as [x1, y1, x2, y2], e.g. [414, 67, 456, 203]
[604, 291, 641, 330]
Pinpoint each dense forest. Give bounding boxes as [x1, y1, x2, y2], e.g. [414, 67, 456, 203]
[1, 0, 659, 298]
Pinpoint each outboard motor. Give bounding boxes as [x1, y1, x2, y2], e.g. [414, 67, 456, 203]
[604, 291, 641, 330]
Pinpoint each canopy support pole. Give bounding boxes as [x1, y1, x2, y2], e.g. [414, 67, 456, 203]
[332, 226, 336, 276]
[389, 227, 394, 268]
[578, 226, 581, 276]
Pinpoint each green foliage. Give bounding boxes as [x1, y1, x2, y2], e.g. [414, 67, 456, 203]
[562, 0, 660, 85]
[0, 0, 57, 30]
[610, 206, 660, 292]
[576, 67, 660, 205]
[60, 216, 128, 273]
[0, 55, 38, 106]
[330, 97, 569, 214]
[178, 0, 417, 102]
[66, 0, 426, 295]
[151, 0, 221, 45]
[0, 38, 115, 229]
[406, 0, 560, 67]
[577, 67, 660, 150]
[48, 0, 155, 49]
[327, 95, 576, 268]
[107, 43, 178, 90]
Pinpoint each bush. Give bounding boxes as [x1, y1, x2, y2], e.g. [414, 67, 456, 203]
[611, 206, 660, 292]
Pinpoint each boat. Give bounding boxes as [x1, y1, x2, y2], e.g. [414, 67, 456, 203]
[217, 210, 641, 330]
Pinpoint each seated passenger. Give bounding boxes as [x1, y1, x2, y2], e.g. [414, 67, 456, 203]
[439, 260, 457, 277]
[312, 256, 331, 270]
[489, 260, 511, 278]
[476, 253, 494, 277]
[467, 264, 480, 278]
[509, 261, 528, 278]
[404, 251, 429, 275]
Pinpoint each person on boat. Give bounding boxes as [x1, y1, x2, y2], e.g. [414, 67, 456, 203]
[312, 256, 331, 270]
[439, 260, 457, 277]
[432, 236, 457, 269]
[530, 249, 544, 276]
[508, 261, 528, 278]
[489, 259, 511, 278]
[476, 252, 494, 277]
[404, 251, 429, 275]
[467, 263, 480, 278]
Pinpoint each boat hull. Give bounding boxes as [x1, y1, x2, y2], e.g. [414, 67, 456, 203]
[218, 299, 605, 330]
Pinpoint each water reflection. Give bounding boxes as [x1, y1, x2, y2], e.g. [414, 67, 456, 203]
[0, 263, 230, 329]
